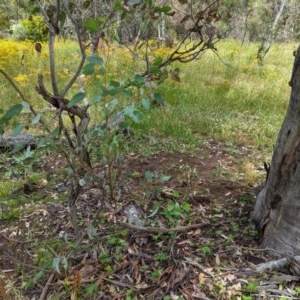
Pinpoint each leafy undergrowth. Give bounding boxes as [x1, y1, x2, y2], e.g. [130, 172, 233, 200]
[0, 140, 299, 300]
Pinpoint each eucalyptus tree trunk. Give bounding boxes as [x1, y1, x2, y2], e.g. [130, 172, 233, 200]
[257, 0, 287, 64]
[252, 45, 300, 255]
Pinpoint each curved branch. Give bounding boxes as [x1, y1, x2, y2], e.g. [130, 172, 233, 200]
[36, 74, 90, 148]
[142, 0, 221, 75]
[61, 0, 86, 97]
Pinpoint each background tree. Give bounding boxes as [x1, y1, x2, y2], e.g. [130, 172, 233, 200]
[256, 0, 287, 64]
[0, 0, 32, 37]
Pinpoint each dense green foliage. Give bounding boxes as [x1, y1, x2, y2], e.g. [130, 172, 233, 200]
[1, 0, 300, 42]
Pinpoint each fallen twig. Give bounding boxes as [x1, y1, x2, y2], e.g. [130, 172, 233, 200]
[102, 277, 134, 289]
[118, 222, 210, 233]
[184, 257, 214, 277]
[1, 233, 35, 244]
[39, 271, 55, 300]
[256, 255, 300, 273]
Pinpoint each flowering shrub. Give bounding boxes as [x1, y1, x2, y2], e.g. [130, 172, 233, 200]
[0, 39, 32, 69]
[10, 16, 47, 41]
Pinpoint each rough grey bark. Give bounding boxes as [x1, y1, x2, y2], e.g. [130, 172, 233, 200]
[252, 44, 300, 255]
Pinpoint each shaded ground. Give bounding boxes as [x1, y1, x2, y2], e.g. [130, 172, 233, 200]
[0, 140, 299, 299]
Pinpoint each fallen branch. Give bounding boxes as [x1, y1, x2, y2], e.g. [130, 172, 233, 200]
[184, 257, 214, 277]
[118, 222, 210, 233]
[0, 134, 39, 150]
[256, 255, 300, 273]
[1, 233, 36, 244]
[39, 271, 55, 300]
[102, 277, 134, 289]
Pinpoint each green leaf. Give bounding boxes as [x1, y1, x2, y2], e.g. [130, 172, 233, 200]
[108, 99, 119, 111]
[155, 252, 168, 262]
[12, 144, 24, 153]
[131, 74, 145, 87]
[167, 200, 175, 211]
[51, 127, 60, 138]
[87, 55, 104, 65]
[68, 92, 86, 108]
[145, 171, 154, 182]
[83, 63, 95, 75]
[148, 206, 159, 218]
[12, 124, 23, 136]
[109, 87, 121, 96]
[241, 297, 252, 300]
[127, 0, 142, 5]
[153, 93, 164, 105]
[0, 104, 23, 128]
[153, 5, 172, 14]
[32, 113, 41, 125]
[182, 202, 191, 212]
[152, 56, 164, 66]
[113, 33, 121, 43]
[149, 65, 161, 75]
[86, 283, 98, 295]
[83, 56, 104, 75]
[160, 175, 171, 183]
[22, 101, 30, 111]
[141, 98, 150, 110]
[123, 105, 142, 123]
[28, 172, 42, 183]
[87, 224, 97, 240]
[24, 146, 34, 159]
[83, 19, 100, 33]
[89, 94, 102, 105]
[62, 257, 68, 271]
[52, 258, 60, 274]
[110, 80, 120, 88]
[99, 66, 105, 75]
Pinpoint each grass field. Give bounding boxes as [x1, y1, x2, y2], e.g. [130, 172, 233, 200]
[0, 38, 294, 154]
[143, 40, 293, 151]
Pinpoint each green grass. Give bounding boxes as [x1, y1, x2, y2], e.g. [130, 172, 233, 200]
[0, 38, 296, 154]
[136, 39, 294, 152]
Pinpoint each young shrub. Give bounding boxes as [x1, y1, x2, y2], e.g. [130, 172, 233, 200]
[11, 16, 47, 41]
